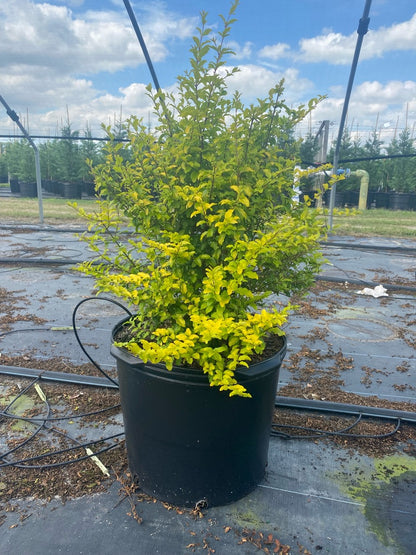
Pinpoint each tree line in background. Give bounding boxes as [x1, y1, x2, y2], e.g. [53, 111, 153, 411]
[300, 126, 416, 194]
[0, 120, 415, 203]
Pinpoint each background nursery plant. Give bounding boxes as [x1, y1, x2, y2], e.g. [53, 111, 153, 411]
[76, 0, 332, 398]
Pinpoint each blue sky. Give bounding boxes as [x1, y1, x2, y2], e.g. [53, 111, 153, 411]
[1, 0, 415, 145]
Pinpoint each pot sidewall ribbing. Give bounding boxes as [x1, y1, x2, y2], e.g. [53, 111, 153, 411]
[112, 318, 286, 508]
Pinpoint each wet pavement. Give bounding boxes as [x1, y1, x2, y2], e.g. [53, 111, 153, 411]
[0, 225, 415, 554]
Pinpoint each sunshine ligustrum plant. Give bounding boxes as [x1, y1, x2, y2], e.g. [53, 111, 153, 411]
[75, 1, 336, 397]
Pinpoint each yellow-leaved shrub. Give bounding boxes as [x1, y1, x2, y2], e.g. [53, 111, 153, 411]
[74, 1, 338, 396]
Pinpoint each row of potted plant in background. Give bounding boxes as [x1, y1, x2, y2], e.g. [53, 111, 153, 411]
[7, 177, 95, 198]
[299, 189, 416, 210]
[8, 176, 416, 210]
[1, 73, 415, 205]
[300, 126, 416, 195]
[0, 120, 114, 192]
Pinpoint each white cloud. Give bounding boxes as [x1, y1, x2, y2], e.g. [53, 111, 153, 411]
[299, 32, 355, 65]
[0, 0, 196, 132]
[258, 43, 291, 61]
[365, 12, 416, 57]
[310, 79, 416, 140]
[0, 0, 196, 75]
[53, 0, 84, 6]
[227, 40, 253, 60]
[225, 65, 313, 103]
[353, 80, 416, 104]
[2, 68, 99, 114]
[1, 1, 415, 143]
[298, 12, 416, 64]
[33, 82, 156, 135]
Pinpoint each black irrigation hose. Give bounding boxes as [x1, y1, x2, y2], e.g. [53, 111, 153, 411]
[0, 297, 131, 470]
[315, 274, 416, 293]
[1, 292, 413, 470]
[0, 377, 51, 461]
[0, 371, 123, 469]
[0, 327, 58, 338]
[4, 443, 122, 470]
[1, 258, 414, 292]
[2, 376, 39, 414]
[0, 134, 128, 143]
[24, 420, 123, 470]
[271, 416, 402, 440]
[0, 364, 120, 389]
[1, 225, 415, 252]
[1, 403, 121, 422]
[319, 256, 416, 293]
[322, 240, 416, 254]
[301, 153, 416, 167]
[271, 412, 363, 440]
[71, 296, 133, 387]
[0, 257, 87, 266]
[0, 432, 124, 469]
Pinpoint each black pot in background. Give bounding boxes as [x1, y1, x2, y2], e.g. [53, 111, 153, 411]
[323, 190, 345, 208]
[53, 182, 64, 196]
[43, 180, 61, 195]
[63, 182, 82, 199]
[82, 182, 96, 197]
[111, 318, 287, 508]
[9, 178, 20, 194]
[371, 192, 390, 209]
[344, 190, 359, 207]
[42, 180, 53, 193]
[19, 182, 37, 198]
[389, 192, 413, 211]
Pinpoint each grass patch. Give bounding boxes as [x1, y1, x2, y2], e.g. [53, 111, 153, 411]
[0, 198, 415, 239]
[0, 197, 99, 225]
[331, 209, 416, 239]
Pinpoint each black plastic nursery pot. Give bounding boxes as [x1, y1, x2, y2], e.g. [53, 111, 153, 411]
[9, 178, 20, 194]
[389, 192, 413, 211]
[372, 191, 390, 209]
[63, 182, 82, 199]
[111, 318, 287, 508]
[19, 181, 37, 198]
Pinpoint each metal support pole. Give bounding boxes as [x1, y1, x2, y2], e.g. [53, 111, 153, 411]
[316, 120, 330, 165]
[33, 148, 43, 222]
[0, 94, 44, 224]
[328, 0, 372, 231]
[122, 0, 173, 135]
[314, 120, 330, 208]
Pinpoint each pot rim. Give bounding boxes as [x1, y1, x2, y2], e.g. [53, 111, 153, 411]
[111, 315, 287, 382]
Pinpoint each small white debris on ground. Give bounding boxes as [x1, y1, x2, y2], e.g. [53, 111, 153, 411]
[357, 284, 388, 298]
